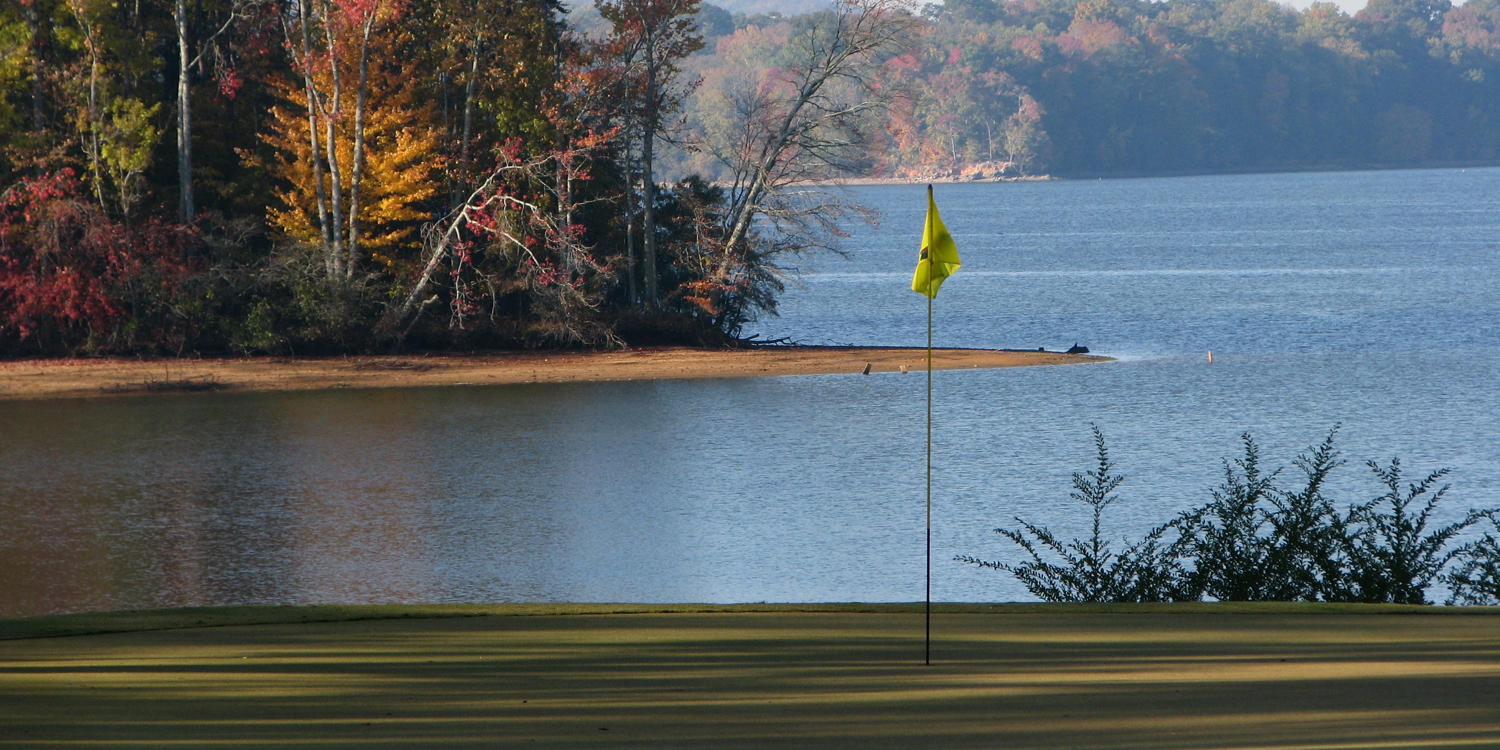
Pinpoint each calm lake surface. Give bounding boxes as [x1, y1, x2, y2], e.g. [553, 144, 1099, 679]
[3, 167, 1499, 616]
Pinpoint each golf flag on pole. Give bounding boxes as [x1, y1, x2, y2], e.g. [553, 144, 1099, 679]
[911, 186, 961, 298]
[913, 184, 960, 666]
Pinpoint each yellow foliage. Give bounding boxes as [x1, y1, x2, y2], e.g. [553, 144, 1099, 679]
[256, 33, 443, 272]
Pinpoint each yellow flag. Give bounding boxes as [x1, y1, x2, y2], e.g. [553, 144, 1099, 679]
[911, 186, 960, 298]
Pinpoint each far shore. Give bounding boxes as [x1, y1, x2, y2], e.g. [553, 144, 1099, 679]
[815, 161, 1500, 187]
[828, 174, 1056, 186]
[0, 346, 1109, 401]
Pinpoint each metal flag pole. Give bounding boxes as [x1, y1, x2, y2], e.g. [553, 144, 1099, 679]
[925, 185, 934, 667]
[926, 292, 933, 666]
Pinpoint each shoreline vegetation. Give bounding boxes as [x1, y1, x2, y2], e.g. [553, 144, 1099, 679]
[826, 160, 1500, 187]
[827, 160, 1500, 187]
[0, 346, 1109, 401]
[10, 0, 1500, 360]
[825, 174, 1056, 186]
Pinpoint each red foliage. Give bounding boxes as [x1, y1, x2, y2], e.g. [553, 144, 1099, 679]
[1012, 36, 1045, 61]
[1443, 6, 1500, 53]
[0, 170, 198, 345]
[1058, 19, 1129, 57]
[217, 66, 244, 100]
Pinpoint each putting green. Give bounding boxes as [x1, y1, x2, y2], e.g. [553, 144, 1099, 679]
[2, 604, 1498, 748]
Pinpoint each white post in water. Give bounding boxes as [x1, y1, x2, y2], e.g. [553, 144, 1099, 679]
[1208, 350, 1214, 364]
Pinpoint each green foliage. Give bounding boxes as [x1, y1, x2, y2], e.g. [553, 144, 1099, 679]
[1176, 434, 1280, 601]
[965, 426, 1498, 605]
[1350, 461, 1488, 604]
[1445, 515, 1500, 605]
[957, 425, 1190, 603]
[1258, 429, 1357, 601]
[98, 96, 160, 216]
[0, 15, 27, 160]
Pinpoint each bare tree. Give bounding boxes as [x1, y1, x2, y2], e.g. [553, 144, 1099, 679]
[284, 0, 335, 273]
[385, 145, 617, 347]
[663, 0, 913, 331]
[705, 0, 917, 274]
[61, 0, 104, 208]
[598, 0, 703, 309]
[174, 0, 259, 221]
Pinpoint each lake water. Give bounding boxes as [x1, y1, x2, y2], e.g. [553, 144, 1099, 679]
[2, 168, 1498, 616]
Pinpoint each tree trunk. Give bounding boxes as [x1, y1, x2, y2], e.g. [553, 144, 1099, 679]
[460, 32, 480, 168]
[26, 4, 44, 136]
[723, 170, 766, 260]
[346, 12, 376, 280]
[295, 2, 335, 273]
[72, 9, 104, 209]
[640, 39, 659, 308]
[175, 0, 194, 221]
[623, 135, 637, 306]
[318, 0, 346, 279]
[554, 41, 575, 272]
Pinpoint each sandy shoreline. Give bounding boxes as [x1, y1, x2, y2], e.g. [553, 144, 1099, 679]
[0, 346, 1108, 401]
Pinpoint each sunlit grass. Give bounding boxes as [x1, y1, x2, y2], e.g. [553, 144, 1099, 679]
[2, 605, 1498, 748]
[6, 601, 1497, 641]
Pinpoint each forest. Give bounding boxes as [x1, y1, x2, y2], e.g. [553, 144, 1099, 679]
[670, 0, 1500, 179]
[3, 0, 1499, 355]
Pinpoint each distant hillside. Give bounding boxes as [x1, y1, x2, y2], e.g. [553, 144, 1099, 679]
[565, 0, 830, 21]
[568, 0, 828, 43]
[706, 0, 830, 14]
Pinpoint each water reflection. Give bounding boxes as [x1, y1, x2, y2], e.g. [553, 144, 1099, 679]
[3, 168, 1500, 615]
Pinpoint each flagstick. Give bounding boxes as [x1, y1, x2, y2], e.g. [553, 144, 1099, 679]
[925, 291, 933, 666]
[924, 183, 935, 666]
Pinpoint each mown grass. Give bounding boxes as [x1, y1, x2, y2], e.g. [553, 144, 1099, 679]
[3, 604, 1499, 749]
[5, 601, 1497, 641]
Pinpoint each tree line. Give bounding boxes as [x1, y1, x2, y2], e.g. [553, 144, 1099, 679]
[4, 0, 1498, 355]
[659, 0, 1500, 180]
[1, 0, 913, 354]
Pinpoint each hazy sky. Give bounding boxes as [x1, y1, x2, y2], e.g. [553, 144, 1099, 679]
[1282, 0, 1468, 19]
[1281, 0, 1367, 15]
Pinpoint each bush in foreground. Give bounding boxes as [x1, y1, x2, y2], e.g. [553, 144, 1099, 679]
[1446, 515, 1500, 605]
[960, 426, 1498, 605]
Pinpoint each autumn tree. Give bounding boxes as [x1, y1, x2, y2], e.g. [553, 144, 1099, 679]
[0, 169, 196, 352]
[257, 21, 441, 281]
[409, 0, 565, 204]
[172, 0, 262, 220]
[385, 45, 621, 346]
[266, 0, 441, 282]
[598, 0, 703, 309]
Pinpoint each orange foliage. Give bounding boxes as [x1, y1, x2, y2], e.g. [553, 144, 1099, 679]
[254, 32, 442, 271]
